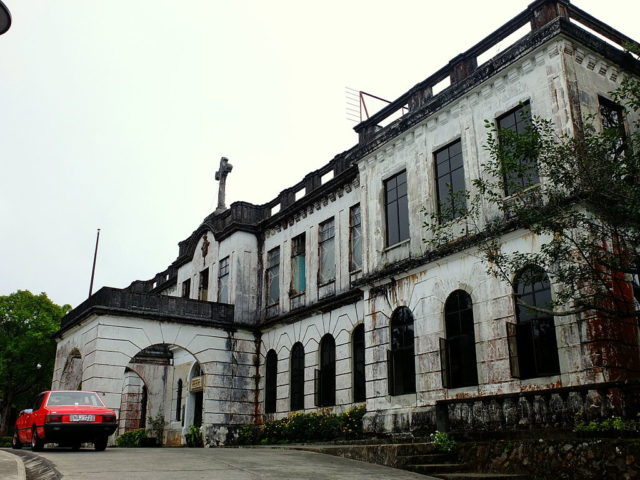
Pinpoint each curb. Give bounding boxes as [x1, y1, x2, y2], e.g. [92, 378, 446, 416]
[0, 449, 26, 480]
[1, 449, 62, 480]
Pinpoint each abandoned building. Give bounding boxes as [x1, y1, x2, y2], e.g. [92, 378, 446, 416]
[52, 0, 640, 446]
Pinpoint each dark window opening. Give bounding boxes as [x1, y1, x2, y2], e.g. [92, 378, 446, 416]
[140, 385, 148, 429]
[176, 379, 183, 422]
[290, 342, 305, 411]
[440, 290, 478, 389]
[198, 268, 209, 301]
[181, 279, 191, 299]
[435, 140, 466, 221]
[193, 391, 203, 428]
[497, 102, 539, 195]
[507, 266, 560, 379]
[315, 334, 336, 407]
[349, 204, 362, 272]
[265, 349, 278, 414]
[384, 171, 409, 246]
[352, 324, 366, 402]
[599, 96, 628, 161]
[388, 306, 416, 396]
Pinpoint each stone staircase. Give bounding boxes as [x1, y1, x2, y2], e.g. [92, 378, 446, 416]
[395, 443, 531, 480]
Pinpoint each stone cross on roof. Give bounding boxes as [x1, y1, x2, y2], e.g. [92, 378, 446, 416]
[214, 156, 233, 214]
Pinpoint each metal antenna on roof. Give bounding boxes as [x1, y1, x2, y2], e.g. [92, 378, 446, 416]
[89, 228, 100, 298]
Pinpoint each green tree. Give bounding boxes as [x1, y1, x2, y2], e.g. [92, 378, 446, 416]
[424, 48, 640, 320]
[0, 290, 70, 435]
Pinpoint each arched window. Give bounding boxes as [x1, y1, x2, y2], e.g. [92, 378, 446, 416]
[315, 334, 335, 407]
[440, 290, 478, 388]
[176, 379, 183, 422]
[388, 307, 416, 395]
[507, 266, 560, 379]
[290, 343, 305, 411]
[352, 324, 366, 402]
[265, 350, 278, 414]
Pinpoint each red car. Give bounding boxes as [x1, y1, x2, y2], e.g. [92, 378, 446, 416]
[12, 390, 117, 451]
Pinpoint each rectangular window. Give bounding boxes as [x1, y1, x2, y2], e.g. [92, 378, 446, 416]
[198, 268, 209, 301]
[384, 170, 409, 246]
[318, 218, 335, 285]
[218, 257, 229, 303]
[290, 234, 306, 296]
[349, 204, 362, 272]
[181, 279, 191, 299]
[435, 140, 466, 221]
[497, 102, 539, 195]
[599, 96, 626, 156]
[266, 247, 280, 307]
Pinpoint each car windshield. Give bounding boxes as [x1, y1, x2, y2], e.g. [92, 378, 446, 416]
[46, 391, 104, 407]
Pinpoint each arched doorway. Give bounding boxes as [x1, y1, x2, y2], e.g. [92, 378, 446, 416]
[118, 344, 200, 445]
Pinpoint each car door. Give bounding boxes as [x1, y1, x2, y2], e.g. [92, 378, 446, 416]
[28, 392, 47, 441]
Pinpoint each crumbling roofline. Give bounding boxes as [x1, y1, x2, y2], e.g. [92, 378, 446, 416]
[354, 0, 639, 136]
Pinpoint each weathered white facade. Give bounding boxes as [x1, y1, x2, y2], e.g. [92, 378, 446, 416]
[53, 0, 640, 445]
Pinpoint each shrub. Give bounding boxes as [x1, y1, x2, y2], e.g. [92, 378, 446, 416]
[116, 429, 146, 448]
[0, 436, 12, 448]
[147, 414, 166, 443]
[185, 425, 204, 447]
[430, 430, 456, 453]
[237, 406, 367, 445]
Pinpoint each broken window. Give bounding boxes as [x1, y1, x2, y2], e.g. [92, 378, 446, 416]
[318, 218, 335, 285]
[266, 247, 280, 311]
[176, 379, 183, 422]
[349, 204, 362, 272]
[218, 256, 229, 303]
[352, 324, 366, 403]
[290, 234, 306, 296]
[181, 279, 191, 299]
[265, 349, 277, 414]
[497, 102, 539, 195]
[507, 265, 560, 379]
[388, 307, 416, 396]
[290, 342, 305, 411]
[440, 290, 478, 389]
[198, 268, 209, 301]
[315, 334, 335, 407]
[435, 140, 466, 221]
[384, 170, 409, 246]
[599, 96, 627, 159]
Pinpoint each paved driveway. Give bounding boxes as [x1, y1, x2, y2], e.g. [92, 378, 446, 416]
[30, 447, 434, 480]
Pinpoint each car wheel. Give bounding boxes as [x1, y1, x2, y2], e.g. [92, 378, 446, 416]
[94, 436, 108, 451]
[11, 431, 22, 450]
[31, 428, 44, 452]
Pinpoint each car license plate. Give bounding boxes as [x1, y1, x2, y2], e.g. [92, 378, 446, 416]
[70, 415, 95, 422]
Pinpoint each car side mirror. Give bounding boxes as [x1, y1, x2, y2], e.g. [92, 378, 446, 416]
[22, 409, 33, 414]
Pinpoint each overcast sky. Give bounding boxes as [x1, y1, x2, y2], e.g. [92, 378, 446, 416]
[0, 0, 637, 308]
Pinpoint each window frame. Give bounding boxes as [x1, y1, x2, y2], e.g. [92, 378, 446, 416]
[198, 268, 209, 301]
[290, 342, 305, 411]
[384, 170, 410, 247]
[265, 247, 280, 308]
[440, 290, 478, 389]
[497, 102, 539, 196]
[218, 256, 230, 303]
[388, 306, 416, 396]
[349, 204, 362, 272]
[434, 139, 466, 222]
[507, 266, 560, 380]
[181, 279, 191, 299]
[290, 234, 306, 296]
[318, 218, 336, 286]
